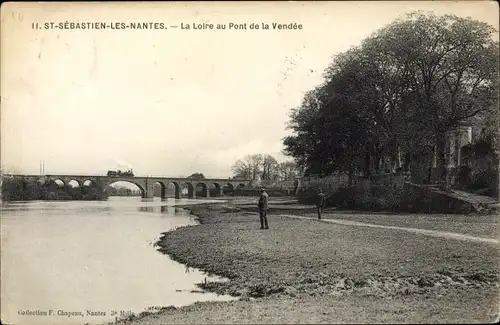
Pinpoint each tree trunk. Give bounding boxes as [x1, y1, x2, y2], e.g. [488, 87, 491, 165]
[496, 152, 500, 201]
[363, 148, 371, 178]
[390, 148, 399, 172]
[403, 152, 411, 173]
[436, 132, 451, 191]
[347, 169, 354, 187]
[374, 143, 381, 174]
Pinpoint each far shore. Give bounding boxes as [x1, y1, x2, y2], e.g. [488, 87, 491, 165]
[113, 198, 500, 324]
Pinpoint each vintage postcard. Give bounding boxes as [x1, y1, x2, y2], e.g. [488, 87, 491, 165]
[1, 1, 499, 324]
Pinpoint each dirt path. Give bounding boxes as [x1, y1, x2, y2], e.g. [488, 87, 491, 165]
[282, 214, 499, 245]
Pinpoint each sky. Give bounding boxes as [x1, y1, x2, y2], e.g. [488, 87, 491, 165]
[1, 1, 498, 178]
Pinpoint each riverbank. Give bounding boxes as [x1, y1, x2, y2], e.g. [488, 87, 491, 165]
[116, 201, 500, 324]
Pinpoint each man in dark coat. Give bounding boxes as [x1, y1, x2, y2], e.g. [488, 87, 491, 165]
[316, 188, 325, 219]
[258, 188, 269, 229]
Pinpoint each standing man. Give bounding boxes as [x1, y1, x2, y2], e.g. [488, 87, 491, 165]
[316, 188, 325, 219]
[258, 188, 269, 229]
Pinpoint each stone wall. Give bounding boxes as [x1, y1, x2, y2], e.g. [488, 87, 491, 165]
[320, 174, 406, 211]
[299, 173, 490, 214]
[233, 188, 292, 197]
[299, 174, 404, 209]
[300, 174, 350, 192]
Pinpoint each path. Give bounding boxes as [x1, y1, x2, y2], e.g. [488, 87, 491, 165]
[281, 214, 499, 245]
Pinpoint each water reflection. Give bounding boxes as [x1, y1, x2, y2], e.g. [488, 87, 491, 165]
[136, 205, 193, 216]
[1, 197, 235, 325]
[139, 206, 155, 213]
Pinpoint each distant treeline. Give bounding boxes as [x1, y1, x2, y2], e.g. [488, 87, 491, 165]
[106, 186, 141, 197]
[1, 178, 107, 201]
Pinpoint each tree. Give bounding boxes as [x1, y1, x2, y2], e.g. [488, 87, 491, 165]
[277, 161, 299, 180]
[372, 12, 499, 189]
[283, 87, 332, 176]
[188, 173, 206, 180]
[249, 154, 264, 180]
[231, 154, 300, 185]
[283, 11, 499, 190]
[0, 167, 3, 199]
[261, 154, 279, 181]
[231, 157, 252, 179]
[480, 107, 500, 200]
[283, 69, 373, 182]
[231, 154, 263, 180]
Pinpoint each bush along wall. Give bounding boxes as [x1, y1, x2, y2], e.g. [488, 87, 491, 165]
[301, 174, 405, 211]
[233, 188, 291, 197]
[301, 179, 480, 214]
[456, 137, 499, 198]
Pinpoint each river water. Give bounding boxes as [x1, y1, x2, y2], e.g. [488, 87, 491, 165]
[0, 197, 236, 325]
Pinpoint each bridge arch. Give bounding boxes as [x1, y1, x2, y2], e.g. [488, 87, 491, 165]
[180, 182, 195, 199]
[80, 179, 103, 199]
[66, 179, 82, 198]
[154, 181, 183, 200]
[154, 181, 166, 199]
[106, 180, 146, 198]
[67, 179, 81, 188]
[195, 182, 208, 198]
[164, 181, 181, 199]
[82, 179, 97, 187]
[208, 183, 222, 197]
[35, 178, 46, 189]
[46, 178, 66, 191]
[52, 179, 66, 187]
[223, 183, 234, 195]
[41, 178, 68, 200]
[82, 180, 93, 195]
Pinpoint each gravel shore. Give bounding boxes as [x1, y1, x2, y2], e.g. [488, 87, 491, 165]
[115, 201, 500, 324]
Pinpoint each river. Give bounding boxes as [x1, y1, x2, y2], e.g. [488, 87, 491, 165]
[0, 197, 236, 325]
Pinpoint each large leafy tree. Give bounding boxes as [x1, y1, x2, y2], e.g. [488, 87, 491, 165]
[373, 12, 499, 189]
[284, 53, 376, 182]
[284, 11, 499, 190]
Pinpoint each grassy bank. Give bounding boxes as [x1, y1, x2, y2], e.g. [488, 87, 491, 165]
[117, 202, 500, 324]
[275, 207, 500, 239]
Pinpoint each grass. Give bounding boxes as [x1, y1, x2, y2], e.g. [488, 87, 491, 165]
[159, 206, 498, 286]
[270, 207, 500, 238]
[121, 203, 500, 324]
[116, 287, 499, 324]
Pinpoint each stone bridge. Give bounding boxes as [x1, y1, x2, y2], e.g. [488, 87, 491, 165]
[4, 174, 252, 199]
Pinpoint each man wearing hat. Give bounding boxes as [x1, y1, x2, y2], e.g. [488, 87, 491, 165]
[258, 188, 269, 229]
[316, 188, 325, 219]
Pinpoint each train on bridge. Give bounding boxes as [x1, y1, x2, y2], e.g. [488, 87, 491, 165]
[107, 169, 134, 177]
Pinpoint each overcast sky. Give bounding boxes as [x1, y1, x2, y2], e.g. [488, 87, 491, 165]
[1, 1, 498, 178]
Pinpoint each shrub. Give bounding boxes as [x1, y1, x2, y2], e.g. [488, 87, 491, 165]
[327, 187, 356, 208]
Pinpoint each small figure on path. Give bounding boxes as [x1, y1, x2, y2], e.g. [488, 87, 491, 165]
[258, 188, 269, 229]
[316, 188, 325, 220]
